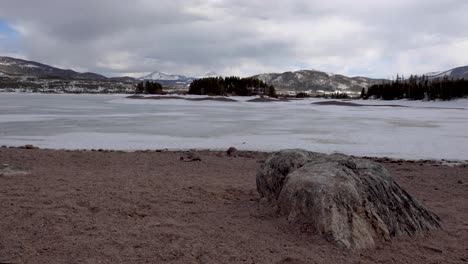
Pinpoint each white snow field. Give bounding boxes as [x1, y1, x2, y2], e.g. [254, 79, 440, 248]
[1, 93, 467, 160]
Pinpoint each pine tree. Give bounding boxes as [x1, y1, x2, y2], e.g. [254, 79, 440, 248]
[360, 88, 366, 98]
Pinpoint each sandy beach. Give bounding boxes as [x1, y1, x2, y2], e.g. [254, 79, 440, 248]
[1, 147, 467, 263]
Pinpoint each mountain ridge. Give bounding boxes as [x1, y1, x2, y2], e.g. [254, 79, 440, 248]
[252, 70, 386, 92]
[0, 56, 109, 80]
[2, 55, 467, 93]
[139, 70, 195, 86]
[140, 71, 188, 81]
[425, 66, 468, 79]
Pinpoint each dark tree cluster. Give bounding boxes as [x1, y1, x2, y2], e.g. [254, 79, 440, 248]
[188, 77, 276, 97]
[316, 92, 350, 99]
[135, 81, 163, 94]
[295, 92, 310, 98]
[328, 92, 350, 99]
[364, 75, 468, 100]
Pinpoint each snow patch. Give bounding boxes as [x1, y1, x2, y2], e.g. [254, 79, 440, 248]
[426, 69, 453, 78]
[20, 64, 39, 68]
[337, 83, 349, 90]
[295, 72, 304, 80]
[202, 71, 220, 78]
[141, 71, 185, 81]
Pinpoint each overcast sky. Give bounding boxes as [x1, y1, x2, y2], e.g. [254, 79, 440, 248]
[1, 0, 468, 78]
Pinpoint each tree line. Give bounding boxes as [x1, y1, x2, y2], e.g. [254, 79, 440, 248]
[364, 75, 468, 100]
[188, 76, 276, 97]
[135, 81, 163, 94]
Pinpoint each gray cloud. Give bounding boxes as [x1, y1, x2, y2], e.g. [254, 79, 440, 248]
[1, 0, 467, 78]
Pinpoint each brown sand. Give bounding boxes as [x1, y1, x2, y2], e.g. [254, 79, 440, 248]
[247, 98, 291, 103]
[126, 95, 238, 102]
[312, 100, 467, 110]
[312, 101, 408, 107]
[0, 148, 467, 264]
[186, 97, 237, 102]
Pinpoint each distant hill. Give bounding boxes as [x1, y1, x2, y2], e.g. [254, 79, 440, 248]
[426, 66, 468, 80]
[109, 76, 136, 82]
[252, 70, 386, 92]
[7, 55, 466, 94]
[139, 71, 195, 86]
[141, 71, 187, 81]
[0, 56, 135, 93]
[0, 56, 108, 80]
[202, 71, 221, 78]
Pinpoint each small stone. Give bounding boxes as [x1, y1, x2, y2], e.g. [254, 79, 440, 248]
[276, 257, 306, 264]
[180, 152, 201, 162]
[23, 144, 39, 149]
[227, 147, 237, 156]
[422, 245, 443, 253]
[458, 180, 463, 184]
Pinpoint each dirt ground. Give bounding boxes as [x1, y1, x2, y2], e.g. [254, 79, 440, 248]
[0, 148, 467, 264]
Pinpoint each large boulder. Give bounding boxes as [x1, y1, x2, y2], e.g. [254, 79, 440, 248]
[256, 149, 443, 249]
[256, 149, 328, 200]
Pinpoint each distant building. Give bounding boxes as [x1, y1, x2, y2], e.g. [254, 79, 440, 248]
[287, 90, 297, 96]
[316, 90, 326, 95]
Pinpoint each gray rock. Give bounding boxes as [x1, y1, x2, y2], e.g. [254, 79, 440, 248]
[226, 147, 238, 156]
[256, 149, 327, 200]
[22, 144, 39, 149]
[180, 152, 201, 162]
[257, 149, 443, 249]
[276, 257, 306, 264]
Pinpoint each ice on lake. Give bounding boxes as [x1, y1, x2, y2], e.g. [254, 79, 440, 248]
[1, 93, 467, 160]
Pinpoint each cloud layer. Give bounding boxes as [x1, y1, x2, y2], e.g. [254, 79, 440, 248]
[1, 0, 468, 78]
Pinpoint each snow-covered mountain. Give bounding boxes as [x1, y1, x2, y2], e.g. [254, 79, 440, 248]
[0, 56, 136, 93]
[202, 71, 221, 78]
[140, 71, 196, 86]
[0, 56, 108, 80]
[252, 70, 385, 92]
[425, 66, 468, 80]
[140, 71, 186, 81]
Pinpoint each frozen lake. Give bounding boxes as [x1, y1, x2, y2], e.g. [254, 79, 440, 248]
[1, 93, 467, 160]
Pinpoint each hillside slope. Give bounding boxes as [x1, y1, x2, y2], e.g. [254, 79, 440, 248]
[0, 56, 107, 80]
[253, 70, 385, 92]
